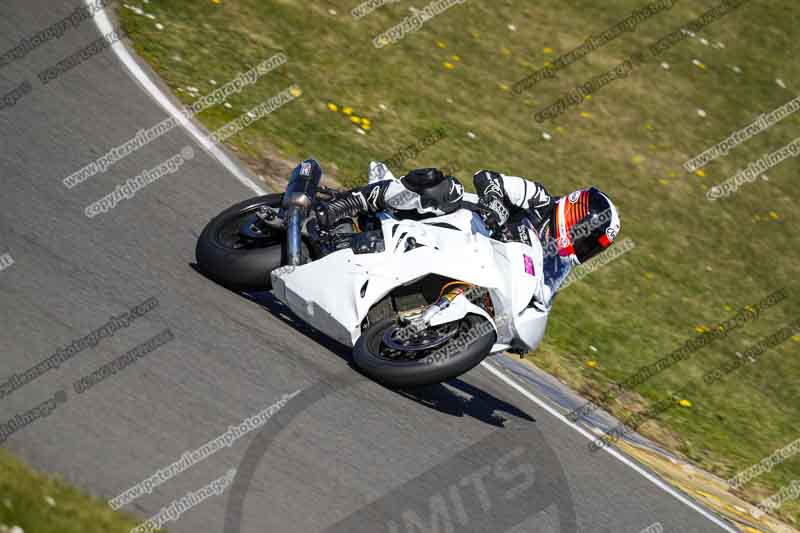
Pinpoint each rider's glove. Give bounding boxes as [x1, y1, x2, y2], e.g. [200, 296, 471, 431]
[479, 196, 510, 232]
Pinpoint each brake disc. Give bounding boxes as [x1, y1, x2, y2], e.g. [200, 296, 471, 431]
[382, 322, 459, 353]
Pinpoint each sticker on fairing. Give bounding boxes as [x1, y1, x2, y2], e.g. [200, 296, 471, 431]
[523, 254, 535, 275]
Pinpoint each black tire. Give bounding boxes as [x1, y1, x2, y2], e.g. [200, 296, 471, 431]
[353, 314, 496, 388]
[196, 194, 298, 290]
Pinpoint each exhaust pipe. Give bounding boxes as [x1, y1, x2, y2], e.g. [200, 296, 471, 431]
[283, 159, 322, 266]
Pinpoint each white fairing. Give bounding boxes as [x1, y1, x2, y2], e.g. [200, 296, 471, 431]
[271, 170, 550, 351]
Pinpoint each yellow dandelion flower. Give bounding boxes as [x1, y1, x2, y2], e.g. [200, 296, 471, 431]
[443, 62, 455, 69]
[585, 360, 598, 368]
[451, 55, 461, 62]
[327, 102, 338, 112]
[770, 211, 779, 219]
[342, 106, 353, 115]
[499, 83, 510, 91]
[501, 47, 511, 56]
[436, 41, 447, 49]
[792, 335, 800, 342]
[361, 123, 371, 130]
[695, 326, 706, 333]
[360, 117, 370, 125]
[350, 116, 361, 124]
[289, 86, 302, 97]
[212, 0, 221, 4]
[696, 169, 706, 177]
[543, 47, 553, 54]
[632, 155, 645, 164]
[678, 399, 692, 408]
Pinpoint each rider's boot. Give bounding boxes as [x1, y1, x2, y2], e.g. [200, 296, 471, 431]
[316, 182, 388, 228]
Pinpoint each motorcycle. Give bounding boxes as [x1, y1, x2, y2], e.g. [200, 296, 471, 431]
[196, 159, 550, 387]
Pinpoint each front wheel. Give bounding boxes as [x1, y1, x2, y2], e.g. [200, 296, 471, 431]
[353, 314, 497, 388]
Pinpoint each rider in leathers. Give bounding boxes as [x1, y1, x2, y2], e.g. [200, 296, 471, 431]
[316, 167, 621, 310]
[471, 169, 621, 309]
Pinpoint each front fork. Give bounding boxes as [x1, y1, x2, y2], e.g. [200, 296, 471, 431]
[398, 284, 471, 337]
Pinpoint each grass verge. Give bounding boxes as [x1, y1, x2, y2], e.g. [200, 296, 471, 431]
[0, 448, 147, 533]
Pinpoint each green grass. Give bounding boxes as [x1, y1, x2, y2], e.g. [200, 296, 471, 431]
[116, 0, 800, 524]
[0, 448, 147, 532]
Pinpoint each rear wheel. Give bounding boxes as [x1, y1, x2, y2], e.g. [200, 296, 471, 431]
[353, 314, 496, 387]
[196, 194, 306, 290]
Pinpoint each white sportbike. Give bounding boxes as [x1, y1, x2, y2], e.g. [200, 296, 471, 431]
[196, 159, 551, 387]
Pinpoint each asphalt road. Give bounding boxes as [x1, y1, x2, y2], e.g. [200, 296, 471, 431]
[0, 2, 735, 532]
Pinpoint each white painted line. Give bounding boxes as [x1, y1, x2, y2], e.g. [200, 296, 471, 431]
[86, 0, 267, 196]
[92, 4, 737, 530]
[480, 360, 740, 533]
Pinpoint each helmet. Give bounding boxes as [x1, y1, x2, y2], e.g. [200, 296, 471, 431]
[555, 187, 620, 264]
[400, 168, 463, 215]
